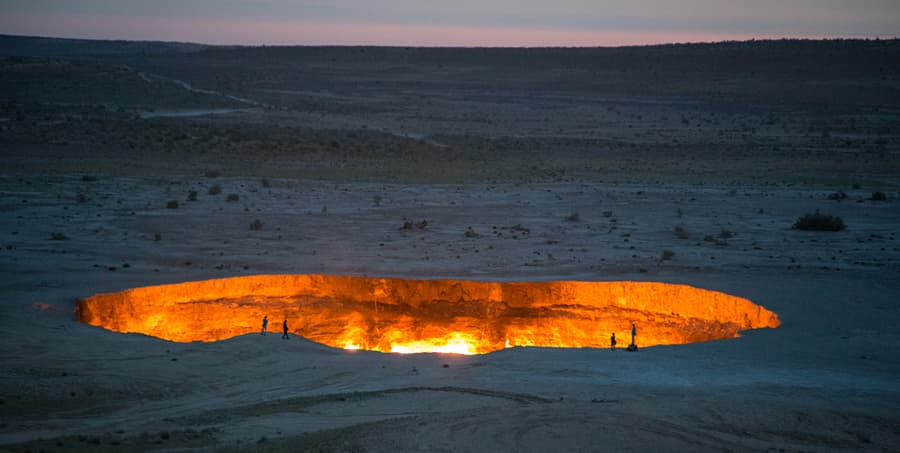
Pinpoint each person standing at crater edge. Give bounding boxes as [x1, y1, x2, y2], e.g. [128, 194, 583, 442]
[261, 315, 268, 336]
[610, 332, 616, 351]
[282, 318, 289, 340]
[631, 323, 637, 347]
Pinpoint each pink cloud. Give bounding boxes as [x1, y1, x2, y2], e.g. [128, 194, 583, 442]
[0, 13, 868, 47]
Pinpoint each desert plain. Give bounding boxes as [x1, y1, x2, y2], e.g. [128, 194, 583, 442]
[1, 36, 900, 451]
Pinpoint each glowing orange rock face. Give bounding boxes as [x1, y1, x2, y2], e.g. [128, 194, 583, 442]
[76, 275, 780, 354]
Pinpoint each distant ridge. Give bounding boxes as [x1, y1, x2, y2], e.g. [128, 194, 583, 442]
[2, 33, 898, 58]
[0, 34, 211, 57]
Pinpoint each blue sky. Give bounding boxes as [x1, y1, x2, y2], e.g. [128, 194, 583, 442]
[1, 0, 898, 46]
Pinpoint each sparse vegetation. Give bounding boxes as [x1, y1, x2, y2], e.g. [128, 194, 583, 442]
[465, 227, 479, 238]
[511, 224, 530, 234]
[792, 210, 846, 231]
[261, 178, 270, 188]
[226, 193, 239, 202]
[401, 218, 428, 230]
[661, 249, 675, 260]
[565, 212, 580, 222]
[249, 219, 263, 230]
[187, 190, 197, 201]
[208, 185, 222, 195]
[166, 200, 179, 209]
[602, 211, 613, 218]
[674, 225, 689, 239]
[373, 195, 382, 207]
[827, 191, 848, 200]
[50, 232, 68, 240]
[870, 191, 887, 201]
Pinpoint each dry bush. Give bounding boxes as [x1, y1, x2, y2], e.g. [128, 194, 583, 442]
[660, 249, 674, 260]
[208, 185, 222, 195]
[187, 190, 198, 201]
[565, 212, 580, 222]
[249, 219, 263, 230]
[226, 194, 239, 202]
[166, 200, 179, 209]
[792, 210, 846, 231]
[674, 225, 689, 239]
[50, 232, 67, 240]
[870, 191, 887, 201]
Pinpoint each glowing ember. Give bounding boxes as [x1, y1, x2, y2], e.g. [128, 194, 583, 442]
[76, 275, 780, 354]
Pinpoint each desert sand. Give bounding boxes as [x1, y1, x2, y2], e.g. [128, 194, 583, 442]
[1, 36, 899, 451]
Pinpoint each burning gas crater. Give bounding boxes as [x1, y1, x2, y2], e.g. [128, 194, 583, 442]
[76, 275, 780, 354]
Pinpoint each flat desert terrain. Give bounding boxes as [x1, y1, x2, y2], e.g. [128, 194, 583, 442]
[1, 36, 899, 451]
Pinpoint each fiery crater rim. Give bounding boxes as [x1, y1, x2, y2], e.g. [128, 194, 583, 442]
[76, 274, 780, 354]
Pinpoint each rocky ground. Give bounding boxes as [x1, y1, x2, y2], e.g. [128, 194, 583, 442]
[1, 36, 899, 451]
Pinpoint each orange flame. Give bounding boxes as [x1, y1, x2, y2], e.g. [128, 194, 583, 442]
[76, 275, 780, 353]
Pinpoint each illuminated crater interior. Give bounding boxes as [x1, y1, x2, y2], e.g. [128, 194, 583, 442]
[76, 275, 780, 354]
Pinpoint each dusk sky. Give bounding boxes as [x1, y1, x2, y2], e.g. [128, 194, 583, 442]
[1, 0, 898, 47]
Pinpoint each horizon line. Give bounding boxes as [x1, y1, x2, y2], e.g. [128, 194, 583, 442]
[3, 32, 898, 51]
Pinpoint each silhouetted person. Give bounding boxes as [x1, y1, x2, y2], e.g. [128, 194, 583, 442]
[261, 315, 268, 336]
[610, 332, 616, 351]
[631, 323, 637, 346]
[282, 319, 289, 340]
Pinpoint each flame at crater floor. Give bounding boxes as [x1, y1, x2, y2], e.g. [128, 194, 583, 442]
[76, 275, 780, 354]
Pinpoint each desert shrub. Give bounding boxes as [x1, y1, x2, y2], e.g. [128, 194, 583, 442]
[792, 210, 845, 231]
[166, 200, 179, 209]
[226, 194, 239, 202]
[261, 178, 270, 188]
[870, 191, 887, 201]
[464, 227, 479, 238]
[602, 211, 613, 218]
[719, 229, 734, 239]
[674, 225, 689, 239]
[511, 224, 530, 234]
[81, 175, 97, 182]
[827, 191, 847, 200]
[249, 219, 263, 230]
[187, 190, 198, 201]
[401, 218, 428, 230]
[50, 232, 67, 240]
[661, 250, 675, 260]
[208, 185, 222, 195]
[373, 195, 382, 207]
[76, 192, 89, 203]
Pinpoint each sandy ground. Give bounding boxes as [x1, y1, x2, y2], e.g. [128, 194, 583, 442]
[1, 38, 900, 451]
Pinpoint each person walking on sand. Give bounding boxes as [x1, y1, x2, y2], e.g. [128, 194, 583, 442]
[261, 315, 268, 336]
[631, 323, 637, 347]
[282, 318, 289, 340]
[610, 332, 616, 351]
